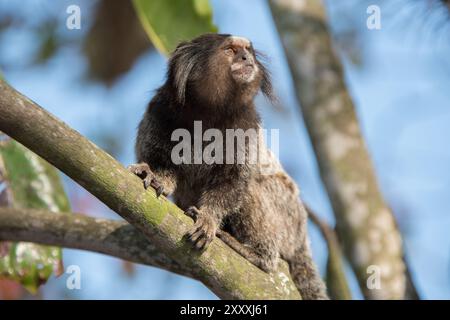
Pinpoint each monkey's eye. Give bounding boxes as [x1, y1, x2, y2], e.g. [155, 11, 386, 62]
[225, 46, 236, 55]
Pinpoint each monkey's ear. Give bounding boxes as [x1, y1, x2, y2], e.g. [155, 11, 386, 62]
[255, 52, 276, 104]
[260, 64, 275, 102]
[258, 61, 278, 104]
[169, 41, 198, 105]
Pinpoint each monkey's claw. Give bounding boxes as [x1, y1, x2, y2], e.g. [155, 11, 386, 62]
[184, 206, 200, 221]
[127, 163, 164, 197]
[185, 206, 216, 250]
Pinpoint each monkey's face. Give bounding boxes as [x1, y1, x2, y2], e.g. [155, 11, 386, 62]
[220, 36, 259, 85]
[169, 33, 273, 106]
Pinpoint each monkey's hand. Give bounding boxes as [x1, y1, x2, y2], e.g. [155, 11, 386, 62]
[127, 162, 165, 197]
[185, 206, 217, 250]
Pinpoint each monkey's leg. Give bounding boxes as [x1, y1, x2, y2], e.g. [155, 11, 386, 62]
[186, 205, 279, 272]
[184, 206, 217, 250]
[216, 230, 278, 273]
[183, 183, 246, 251]
[127, 162, 176, 197]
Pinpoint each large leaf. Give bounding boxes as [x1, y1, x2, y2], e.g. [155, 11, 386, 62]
[0, 139, 70, 293]
[133, 0, 217, 55]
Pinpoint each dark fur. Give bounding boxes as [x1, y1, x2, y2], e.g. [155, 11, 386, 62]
[130, 33, 328, 299]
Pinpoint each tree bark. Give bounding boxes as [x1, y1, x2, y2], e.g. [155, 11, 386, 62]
[0, 207, 192, 277]
[0, 79, 300, 300]
[269, 0, 408, 299]
[306, 205, 351, 300]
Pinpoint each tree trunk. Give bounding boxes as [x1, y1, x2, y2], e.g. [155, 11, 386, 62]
[269, 0, 408, 299]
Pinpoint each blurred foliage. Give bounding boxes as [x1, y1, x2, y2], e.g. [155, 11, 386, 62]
[0, 14, 13, 31]
[439, 0, 450, 9]
[0, 279, 24, 300]
[34, 19, 60, 65]
[90, 128, 124, 159]
[133, 0, 217, 55]
[0, 0, 448, 82]
[333, 28, 363, 67]
[379, 0, 450, 36]
[83, 0, 152, 85]
[0, 0, 153, 85]
[0, 139, 70, 294]
[0, 9, 73, 70]
[122, 260, 136, 277]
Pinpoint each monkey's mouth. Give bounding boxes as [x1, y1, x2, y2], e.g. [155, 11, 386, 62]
[231, 64, 255, 82]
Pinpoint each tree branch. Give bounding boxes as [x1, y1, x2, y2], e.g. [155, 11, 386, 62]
[0, 207, 191, 278]
[306, 205, 351, 300]
[0, 79, 300, 300]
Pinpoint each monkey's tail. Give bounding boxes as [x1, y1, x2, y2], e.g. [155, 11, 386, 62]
[288, 243, 329, 300]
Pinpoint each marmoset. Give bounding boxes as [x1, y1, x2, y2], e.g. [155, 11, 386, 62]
[129, 33, 328, 300]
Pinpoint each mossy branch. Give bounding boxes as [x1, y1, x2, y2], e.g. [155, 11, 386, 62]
[0, 79, 300, 300]
[0, 207, 192, 277]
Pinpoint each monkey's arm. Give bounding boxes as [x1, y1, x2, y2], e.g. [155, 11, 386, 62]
[131, 111, 178, 197]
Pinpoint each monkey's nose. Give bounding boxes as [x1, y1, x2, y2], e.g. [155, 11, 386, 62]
[235, 49, 249, 62]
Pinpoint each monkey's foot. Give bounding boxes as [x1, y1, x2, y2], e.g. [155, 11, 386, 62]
[127, 163, 164, 197]
[185, 206, 217, 250]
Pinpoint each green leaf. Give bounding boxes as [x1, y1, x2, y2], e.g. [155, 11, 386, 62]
[0, 139, 70, 293]
[132, 0, 217, 55]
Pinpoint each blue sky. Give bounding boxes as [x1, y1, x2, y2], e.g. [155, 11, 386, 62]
[1, 0, 449, 299]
